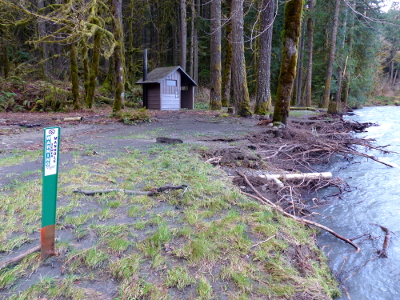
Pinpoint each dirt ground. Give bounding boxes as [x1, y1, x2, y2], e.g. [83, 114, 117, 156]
[0, 109, 266, 184]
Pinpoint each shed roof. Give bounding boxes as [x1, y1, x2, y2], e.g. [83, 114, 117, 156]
[136, 66, 197, 86]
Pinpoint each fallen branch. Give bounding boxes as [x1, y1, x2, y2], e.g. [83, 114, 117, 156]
[73, 184, 188, 196]
[0, 245, 40, 270]
[372, 223, 391, 258]
[250, 235, 276, 249]
[238, 172, 361, 252]
[205, 156, 223, 164]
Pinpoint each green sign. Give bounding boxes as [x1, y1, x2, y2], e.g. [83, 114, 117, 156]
[41, 127, 60, 259]
[42, 127, 60, 227]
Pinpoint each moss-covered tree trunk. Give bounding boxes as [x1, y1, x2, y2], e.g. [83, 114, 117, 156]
[111, 0, 125, 112]
[303, 0, 314, 107]
[221, 0, 232, 107]
[81, 43, 89, 99]
[70, 43, 80, 110]
[273, 0, 303, 125]
[210, 0, 222, 110]
[38, 0, 50, 78]
[85, 27, 102, 108]
[231, 0, 252, 117]
[0, 34, 10, 78]
[321, 0, 340, 108]
[254, 0, 274, 115]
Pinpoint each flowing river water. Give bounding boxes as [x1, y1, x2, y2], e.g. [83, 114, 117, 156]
[314, 106, 400, 299]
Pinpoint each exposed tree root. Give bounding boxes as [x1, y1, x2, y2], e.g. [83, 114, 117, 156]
[0, 245, 40, 271]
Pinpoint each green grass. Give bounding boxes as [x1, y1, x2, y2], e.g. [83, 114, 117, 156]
[165, 266, 195, 290]
[0, 149, 41, 168]
[0, 145, 340, 299]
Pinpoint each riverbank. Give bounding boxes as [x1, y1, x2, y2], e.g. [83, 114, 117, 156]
[1, 108, 377, 299]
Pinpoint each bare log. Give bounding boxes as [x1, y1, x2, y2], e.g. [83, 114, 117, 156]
[259, 172, 332, 181]
[238, 172, 361, 252]
[290, 106, 319, 111]
[73, 185, 188, 196]
[156, 137, 183, 144]
[63, 117, 82, 121]
[0, 245, 40, 270]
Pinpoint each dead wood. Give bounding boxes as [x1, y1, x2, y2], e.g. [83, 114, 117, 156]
[73, 184, 188, 196]
[372, 223, 391, 258]
[156, 137, 183, 144]
[238, 172, 361, 252]
[0, 245, 40, 270]
[250, 235, 276, 249]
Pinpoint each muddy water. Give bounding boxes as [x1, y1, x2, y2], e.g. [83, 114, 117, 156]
[314, 107, 400, 299]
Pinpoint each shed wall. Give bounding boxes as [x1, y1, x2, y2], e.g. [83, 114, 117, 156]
[160, 70, 181, 95]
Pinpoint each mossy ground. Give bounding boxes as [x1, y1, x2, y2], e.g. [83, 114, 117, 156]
[0, 139, 340, 299]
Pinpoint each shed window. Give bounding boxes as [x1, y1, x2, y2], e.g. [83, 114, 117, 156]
[166, 80, 177, 86]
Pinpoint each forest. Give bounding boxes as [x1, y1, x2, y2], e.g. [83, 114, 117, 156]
[0, 0, 399, 120]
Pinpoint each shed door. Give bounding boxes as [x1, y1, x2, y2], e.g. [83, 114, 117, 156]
[161, 78, 180, 110]
[161, 93, 180, 110]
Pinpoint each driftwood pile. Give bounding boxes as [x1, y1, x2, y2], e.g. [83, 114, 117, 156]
[205, 114, 393, 258]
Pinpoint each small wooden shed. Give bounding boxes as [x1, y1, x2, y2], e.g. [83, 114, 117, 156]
[136, 66, 197, 110]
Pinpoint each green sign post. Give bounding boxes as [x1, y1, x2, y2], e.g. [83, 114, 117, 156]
[41, 127, 60, 260]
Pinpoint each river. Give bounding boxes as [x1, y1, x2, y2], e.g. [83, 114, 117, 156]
[314, 106, 400, 299]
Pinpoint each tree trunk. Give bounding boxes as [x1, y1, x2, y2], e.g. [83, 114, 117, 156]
[343, 0, 355, 107]
[190, 0, 195, 78]
[0, 34, 10, 78]
[210, 0, 222, 110]
[231, 0, 252, 117]
[111, 0, 125, 112]
[85, 27, 102, 108]
[321, 0, 340, 108]
[303, 0, 314, 107]
[221, 0, 232, 107]
[38, 0, 50, 78]
[273, 0, 303, 124]
[173, 22, 179, 66]
[254, 0, 274, 115]
[389, 60, 394, 84]
[194, 0, 200, 95]
[180, 0, 187, 70]
[332, 1, 348, 112]
[70, 43, 80, 110]
[393, 69, 398, 86]
[81, 43, 89, 99]
[295, 22, 305, 106]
